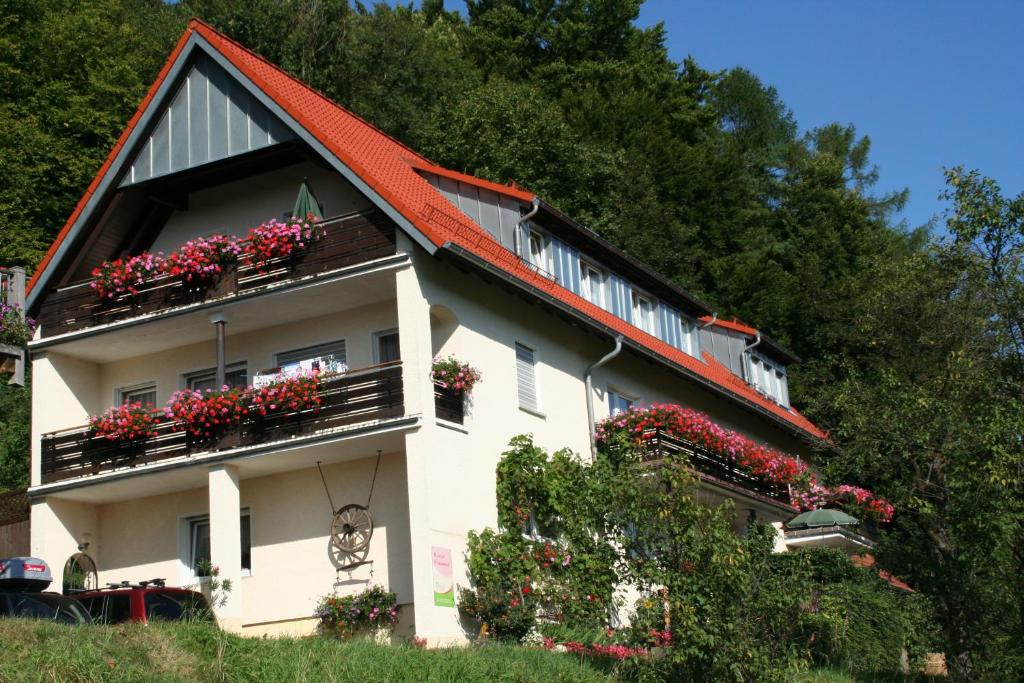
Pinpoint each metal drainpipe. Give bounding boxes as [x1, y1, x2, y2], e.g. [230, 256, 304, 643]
[585, 335, 624, 459]
[743, 332, 762, 384]
[515, 198, 541, 258]
[211, 313, 228, 389]
[700, 312, 718, 328]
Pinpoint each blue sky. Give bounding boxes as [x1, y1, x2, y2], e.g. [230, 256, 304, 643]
[636, 1, 1024, 232]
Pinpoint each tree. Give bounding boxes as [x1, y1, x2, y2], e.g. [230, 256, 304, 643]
[822, 170, 1024, 680]
[0, 0, 185, 268]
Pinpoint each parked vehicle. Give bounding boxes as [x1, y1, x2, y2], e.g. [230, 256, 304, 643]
[76, 579, 214, 625]
[0, 557, 90, 624]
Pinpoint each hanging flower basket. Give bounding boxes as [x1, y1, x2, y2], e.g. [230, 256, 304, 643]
[430, 355, 482, 395]
[89, 402, 161, 442]
[164, 234, 241, 292]
[90, 252, 166, 302]
[0, 303, 35, 346]
[249, 372, 321, 418]
[244, 216, 324, 272]
[315, 585, 399, 640]
[164, 386, 247, 444]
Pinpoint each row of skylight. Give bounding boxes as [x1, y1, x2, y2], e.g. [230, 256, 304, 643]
[520, 224, 701, 359]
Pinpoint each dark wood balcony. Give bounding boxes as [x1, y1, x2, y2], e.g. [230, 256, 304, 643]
[40, 363, 403, 485]
[638, 428, 793, 508]
[36, 208, 397, 339]
[433, 383, 465, 424]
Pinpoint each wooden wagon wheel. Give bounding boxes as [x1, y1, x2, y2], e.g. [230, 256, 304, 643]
[330, 503, 373, 553]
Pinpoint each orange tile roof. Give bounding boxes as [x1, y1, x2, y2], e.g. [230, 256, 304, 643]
[29, 18, 829, 444]
[699, 316, 759, 337]
[851, 554, 914, 592]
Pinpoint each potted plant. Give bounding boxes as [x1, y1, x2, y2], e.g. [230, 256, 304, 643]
[430, 355, 482, 395]
[89, 402, 161, 442]
[315, 585, 399, 642]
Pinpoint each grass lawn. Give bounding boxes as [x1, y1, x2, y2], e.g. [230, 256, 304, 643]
[0, 620, 620, 682]
[0, 620, 938, 682]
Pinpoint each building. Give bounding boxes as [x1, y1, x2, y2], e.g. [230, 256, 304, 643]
[24, 20, 833, 640]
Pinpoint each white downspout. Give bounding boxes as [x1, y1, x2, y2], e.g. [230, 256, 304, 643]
[586, 335, 624, 459]
[515, 198, 541, 257]
[743, 332, 762, 385]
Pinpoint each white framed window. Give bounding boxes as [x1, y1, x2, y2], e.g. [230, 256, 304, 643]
[275, 340, 346, 368]
[580, 260, 605, 307]
[631, 290, 656, 335]
[372, 329, 400, 364]
[608, 389, 636, 416]
[515, 341, 541, 413]
[186, 510, 251, 578]
[748, 353, 789, 407]
[117, 382, 157, 407]
[527, 229, 548, 270]
[185, 362, 247, 393]
[680, 317, 699, 357]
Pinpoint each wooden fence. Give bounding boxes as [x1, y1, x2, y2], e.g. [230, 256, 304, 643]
[0, 488, 30, 557]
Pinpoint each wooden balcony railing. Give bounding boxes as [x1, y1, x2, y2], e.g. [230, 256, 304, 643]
[434, 383, 465, 424]
[639, 428, 793, 507]
[40, 363, 404, 485]
[36, 208, 397, 339]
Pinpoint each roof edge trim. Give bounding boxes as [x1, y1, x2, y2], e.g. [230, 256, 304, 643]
[439, 241, 834, 450]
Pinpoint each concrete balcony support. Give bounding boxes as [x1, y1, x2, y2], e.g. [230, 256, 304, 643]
[208, 464, 243, 629]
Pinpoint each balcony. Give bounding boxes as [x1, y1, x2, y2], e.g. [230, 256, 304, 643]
[638, 428, 794, 509]
[35, 208, 397, 339]
[40, 363, 403, 485]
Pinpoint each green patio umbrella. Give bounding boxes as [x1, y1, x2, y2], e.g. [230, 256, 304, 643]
[292, 178, 323, 220]
[785, 508, 859, 530]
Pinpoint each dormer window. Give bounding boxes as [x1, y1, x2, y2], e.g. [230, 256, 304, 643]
[527, 229, 547, 270]
[580, 260, 604, 307]
[748, 353, 789, 407]
[631, 290, 656, 335]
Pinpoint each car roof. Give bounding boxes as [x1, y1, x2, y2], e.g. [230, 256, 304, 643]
[77, 587, 200, 596]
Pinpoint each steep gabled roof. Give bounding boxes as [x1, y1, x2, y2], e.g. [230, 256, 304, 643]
[28, 19, 828, 445]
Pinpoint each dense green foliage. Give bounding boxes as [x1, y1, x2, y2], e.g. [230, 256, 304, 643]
[819, 168, 1024, 680]
[460, 436, 934, 681]
[0, 619, 619, 682]
[0, 1, 1020, 679]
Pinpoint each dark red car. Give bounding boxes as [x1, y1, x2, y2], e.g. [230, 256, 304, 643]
[76, 580, 214, 625]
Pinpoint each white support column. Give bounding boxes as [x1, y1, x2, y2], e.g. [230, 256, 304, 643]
[208, 464, 243, 629]
[394, 238, 457, 642]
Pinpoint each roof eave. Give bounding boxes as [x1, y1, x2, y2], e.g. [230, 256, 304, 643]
[439, 241, 835, 452]
[536, 200, 714, 318]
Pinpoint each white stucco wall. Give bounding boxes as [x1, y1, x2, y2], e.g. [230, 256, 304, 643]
[396, 240, 808, 641]
[150, 161, 371, 254]
[30, 352, 101, 486]
[32, 455, 413, 635]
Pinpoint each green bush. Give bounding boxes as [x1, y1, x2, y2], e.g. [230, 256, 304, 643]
[778, 548, 938, 675]
[461, 436, 933, 682]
